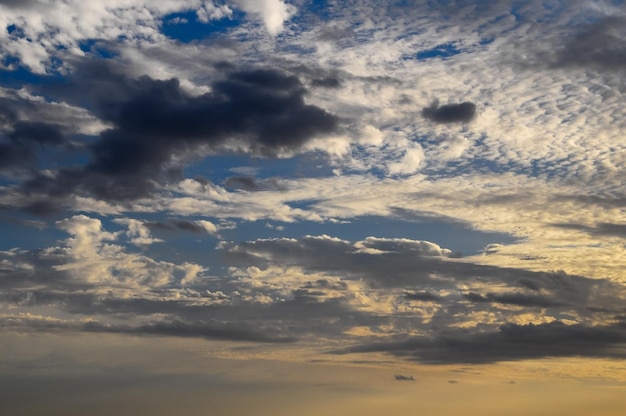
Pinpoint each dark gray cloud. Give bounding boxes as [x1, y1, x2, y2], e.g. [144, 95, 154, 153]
[0, 121, 65, 170]
[332, 321, 626, 364]
[0, 142, 30, 170]
[0, 0, 38, 8]
[422, 100, 476, 123]
[83, 68, 337, 194]
[89, 67, 338, 158]
[0, 312, 295, 344]
[224, 176, 286, 192]
[0, 273, 379, 341]
[404, 291, 442, 302]
[82, 319, 295, 344]
[463, 291, 566, 308]
[144, 219, 213, 234]
[311, 76, 342, 89]
[552, 222, 626, 239]
[225, 175, 260, 191]
[8, 121, 64, 145]
[15, 63, 339, 203]
[225, 236, 622, 303]
[0, 100, 18, 124]
[19, 199, 62, 216]
[553, 16, 626, 70]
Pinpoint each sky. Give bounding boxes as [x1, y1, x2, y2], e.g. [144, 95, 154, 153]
[1, 0, 626, 414]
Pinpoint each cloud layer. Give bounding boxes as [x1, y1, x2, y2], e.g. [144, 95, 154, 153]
[1, 0, 626, 371]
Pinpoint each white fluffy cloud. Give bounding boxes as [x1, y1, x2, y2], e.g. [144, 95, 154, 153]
[0, 0, 295, 72]
[50, 215, 205, 290]
[234, 0, 296, 35]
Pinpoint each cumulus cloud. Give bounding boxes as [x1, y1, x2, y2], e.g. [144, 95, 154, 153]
[46, 215, 206, 289]
[114, 218, 164, 246]
[13, 65, 338, 204]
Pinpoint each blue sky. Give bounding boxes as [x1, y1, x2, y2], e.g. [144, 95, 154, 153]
[1, 1, 626, 414]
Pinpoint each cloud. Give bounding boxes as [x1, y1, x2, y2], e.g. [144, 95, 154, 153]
[82, 319, 295, 343]
[0, 0, 39, 7]
[234, 0, 296, 35]
[14, 65, 339, 203]
[311, 76, 342, 89]
[551, 222, 626, 239]
[88, 67, 338, 161]
[224, 176, 285, 192]
[463, 292, 566, 308]
[332, 321, 626, 364]
[224, 234, 626, 328]
[404, 291, 442, 302]
[47, 215, 206, 289]
[7, 121, 64, 145]
[18, 199, 61, 216]
[0, 121, 65, 171]
[114, 218, 164, 246]
[553, 16, 626, 71]
[0, 0, 296, 73]
[0, 313, 295, 343]
[422, 100, 477, 124]
[3, 0, 626, 372]
[144, 219, 219, 235]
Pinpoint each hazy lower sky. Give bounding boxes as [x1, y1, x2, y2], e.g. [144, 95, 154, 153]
[1, 0, 626, 414]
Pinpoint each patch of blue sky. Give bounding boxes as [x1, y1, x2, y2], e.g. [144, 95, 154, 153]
[534, 1, 567, 24]
[310, 0, 332, 18]
[289, 0, 332, 22]
[0, 215, 65, 251]
[6, 24, 28, 40]
[160, 10, 244, 43]
[415, 42, 462, 60]
[78, 40, 118, 59]
[509, 2, 525, 21]
[0, 57, 67, 88]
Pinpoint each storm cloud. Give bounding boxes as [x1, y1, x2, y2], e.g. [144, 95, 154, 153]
[14, 65, 339, 203]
